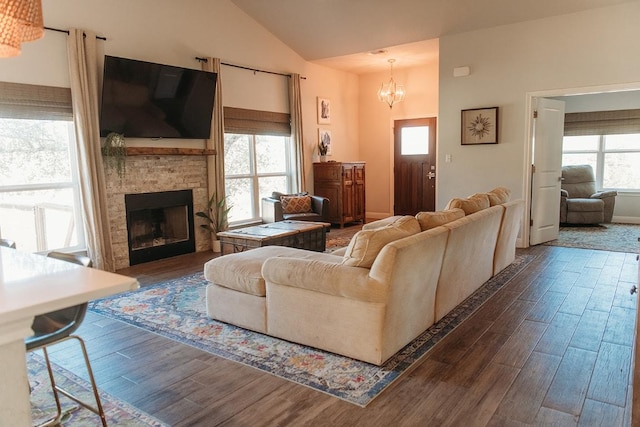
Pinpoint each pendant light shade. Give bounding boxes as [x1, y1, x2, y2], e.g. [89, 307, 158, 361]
[377, 59, 405, 109]
[0, 0, 44, 58]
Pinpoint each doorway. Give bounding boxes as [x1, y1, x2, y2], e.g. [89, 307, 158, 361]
[393, 117, 437, 215]
[523, 83, 640, 247]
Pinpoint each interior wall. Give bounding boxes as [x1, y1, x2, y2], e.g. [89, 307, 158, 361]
[0, 0, 360, 193]
[437, 2, 640, 221]
[358, 57, 439, 217]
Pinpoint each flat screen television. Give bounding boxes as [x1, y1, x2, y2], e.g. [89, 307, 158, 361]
[100, 55, 217, 139]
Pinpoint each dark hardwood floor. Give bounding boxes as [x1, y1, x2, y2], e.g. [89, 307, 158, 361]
[44, 242, 638, 426]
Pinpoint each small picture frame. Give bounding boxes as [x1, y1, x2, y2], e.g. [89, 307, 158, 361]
[318, 129, 332, 155]
[461, 107, 499, 145]
[317, 97, 331, 124]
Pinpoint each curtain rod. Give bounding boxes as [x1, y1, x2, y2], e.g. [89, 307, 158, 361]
[45, 26, 107, 41]
[195, 57, 306, 79]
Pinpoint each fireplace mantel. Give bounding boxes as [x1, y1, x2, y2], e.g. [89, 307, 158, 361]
[125, 147, 216, 156]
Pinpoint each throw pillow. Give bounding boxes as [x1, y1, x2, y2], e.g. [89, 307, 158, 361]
[342, 223, 414, 268]
[445, 193, 490, 215]
[363, 215, 421, 234]
[272, 191, 308, 200]
[415, 208, 465, 231]
[487, 187, 511, 206]
[281, 195, 312, 214]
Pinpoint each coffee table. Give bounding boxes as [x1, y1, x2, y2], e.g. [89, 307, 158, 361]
[217, 220, 331, 254]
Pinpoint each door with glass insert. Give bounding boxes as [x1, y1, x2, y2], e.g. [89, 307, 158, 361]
[394, 117, 437, 215]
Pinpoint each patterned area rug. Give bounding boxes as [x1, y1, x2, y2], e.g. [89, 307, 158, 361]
[544, 223, 640, 253]
[28, 353, 167, 426]
[89, 254, 534, 407]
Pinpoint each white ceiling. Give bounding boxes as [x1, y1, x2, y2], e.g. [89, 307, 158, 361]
[230, 0, 636, 74]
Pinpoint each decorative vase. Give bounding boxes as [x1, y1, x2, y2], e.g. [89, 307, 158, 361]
[212, 239, 222, 253]
[320, 155, 327, 162]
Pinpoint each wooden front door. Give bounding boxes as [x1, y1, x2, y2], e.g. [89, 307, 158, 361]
[394, 117, 437, 215]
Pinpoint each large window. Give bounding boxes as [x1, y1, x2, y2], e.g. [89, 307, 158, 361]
[0, 83, 85, 253]
[562, 133, 640, 191]
[224, 133, 292, 223]
[223, 107, 293, 225]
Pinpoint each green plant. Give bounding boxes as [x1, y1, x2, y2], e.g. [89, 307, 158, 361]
[196, 192, 232, 235]
[102, 132, 127, 178]
[318, 140, 329, 156]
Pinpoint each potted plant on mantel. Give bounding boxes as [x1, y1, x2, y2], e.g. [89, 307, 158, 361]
[102, 132, 127, 178]
[196, 192, 232, 253]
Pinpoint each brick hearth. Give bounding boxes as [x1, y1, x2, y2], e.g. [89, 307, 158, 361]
[105, 155, 210, 269]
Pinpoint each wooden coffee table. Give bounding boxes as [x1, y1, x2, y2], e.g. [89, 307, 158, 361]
[217, 220, 331, 254]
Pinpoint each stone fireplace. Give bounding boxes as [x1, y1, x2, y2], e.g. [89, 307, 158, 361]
[125, 189, 195, 265]
[105, 154, 210, 270]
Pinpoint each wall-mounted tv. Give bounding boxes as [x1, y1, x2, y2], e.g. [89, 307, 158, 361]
[100, 55, 217, 139]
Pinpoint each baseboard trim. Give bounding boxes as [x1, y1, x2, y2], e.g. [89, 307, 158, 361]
[612, 216, 640, 224]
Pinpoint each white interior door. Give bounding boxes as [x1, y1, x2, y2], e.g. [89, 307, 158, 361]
[530, 97, 565, 245]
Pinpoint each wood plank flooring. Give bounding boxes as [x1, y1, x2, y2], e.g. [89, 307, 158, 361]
[44, 244, 639, 426]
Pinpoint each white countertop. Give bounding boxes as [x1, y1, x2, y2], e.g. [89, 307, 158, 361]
[0, 246, 139, 333]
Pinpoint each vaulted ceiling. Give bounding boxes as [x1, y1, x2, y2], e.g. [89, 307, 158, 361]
[230, 0, 636, 73]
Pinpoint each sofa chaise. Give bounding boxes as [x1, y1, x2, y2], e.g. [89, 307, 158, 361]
[203, 187, 524, 365]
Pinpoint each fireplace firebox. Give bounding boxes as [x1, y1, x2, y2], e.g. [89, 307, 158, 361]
[125, 189, 195, 265]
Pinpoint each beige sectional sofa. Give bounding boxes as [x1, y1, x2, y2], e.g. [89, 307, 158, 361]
[203, 188, 524, 365]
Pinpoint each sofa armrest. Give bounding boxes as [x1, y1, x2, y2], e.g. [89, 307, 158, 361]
[262, 257, 384, 303]
[261, 197, 284, 223]
[310, 195, 330, 221]
[591, 190, 618, 199]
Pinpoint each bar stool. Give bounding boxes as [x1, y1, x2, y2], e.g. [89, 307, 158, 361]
[26, 251, 107, 426]
[0, 238, 16, 248]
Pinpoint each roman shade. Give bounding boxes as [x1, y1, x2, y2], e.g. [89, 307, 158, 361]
[223, 106, 290, 136]
[0, 81, 72, 120]
[564, 109, 640, 136]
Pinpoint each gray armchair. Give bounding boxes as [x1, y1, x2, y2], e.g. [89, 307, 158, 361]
[560, 164, 617, 224]
[262, 192, 330, 223]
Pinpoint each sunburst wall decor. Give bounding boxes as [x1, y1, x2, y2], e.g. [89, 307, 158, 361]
[461, 107, 499, 145]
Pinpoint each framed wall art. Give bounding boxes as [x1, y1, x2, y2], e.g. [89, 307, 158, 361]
[318, 128, 332, 155]
[317, 97, 331, 124]
[461, 107, 499, 145]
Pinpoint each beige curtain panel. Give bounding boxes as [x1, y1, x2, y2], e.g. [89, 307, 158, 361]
[67, 28, 115, 271]
[289, 73, 305, 192]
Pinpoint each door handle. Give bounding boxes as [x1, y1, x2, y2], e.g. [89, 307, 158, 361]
[427, 172, 436, 180]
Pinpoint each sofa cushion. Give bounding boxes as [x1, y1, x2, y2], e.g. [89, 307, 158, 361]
[281, 195, 312, 214]
[342, 216, 419, 268]
[204, 246, 317, 296]
[446, 193, 490, 215]
[487, 187, 511, 206]
[362, 215, 404, 230]
[415, 208, 465, 231]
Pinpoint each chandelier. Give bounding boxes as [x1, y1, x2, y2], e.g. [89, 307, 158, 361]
[0, 0, 44, 58]
[377, 58, 405, 109]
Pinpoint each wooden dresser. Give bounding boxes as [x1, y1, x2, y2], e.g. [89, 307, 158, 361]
[313, 161, 365, 227]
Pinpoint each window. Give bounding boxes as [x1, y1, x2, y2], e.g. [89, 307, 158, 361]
[562, 133, 640, 191]
[0, 83, 85, 253]
[223, 107, 293, 224]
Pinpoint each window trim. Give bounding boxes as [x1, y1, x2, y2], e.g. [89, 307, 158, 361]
[562, 133, 640, 191]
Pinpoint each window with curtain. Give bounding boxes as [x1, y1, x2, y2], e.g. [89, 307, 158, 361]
[0, 82, 85, 252]
[562, 109, 640, 191]
[223, 107, 293, 224]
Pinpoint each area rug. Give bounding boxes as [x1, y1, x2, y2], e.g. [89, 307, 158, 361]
[28, 352, 167, 426]
[543, 223, 640, 253]
[89, 254, 534, 407]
